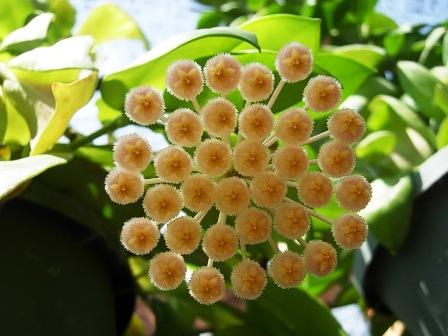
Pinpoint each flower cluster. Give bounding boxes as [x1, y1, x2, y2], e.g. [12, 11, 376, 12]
[105, 42, 370, 304]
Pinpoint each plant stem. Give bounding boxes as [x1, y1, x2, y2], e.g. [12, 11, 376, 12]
[240, 243, 247, 260]
[308, 208, 334, 225]
[295, 237, 308, 247]
[267, 79, 286, 109]
[191, 97, 201, 113]
[263, 134, 278, 147]
[144, 177, 165, 185]
[304, 130, 330, 144]
[218, 212, 227, 225]
[70, 115, 128, 150]
[207, 258, 214, 267]
[194, 210, 208, 223]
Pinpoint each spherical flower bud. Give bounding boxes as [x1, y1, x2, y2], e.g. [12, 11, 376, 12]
[181, 174, 216, 212]
[166, 108, 202, 147]
[195, 139, 231, 177]
[235, 207, 272, 244]
[125, 86, 164, 125]
[215, 177, 250, 215]
[166, 60, 203, 100]
[204, 53, 241, 95]
[105, 167, 144, 205]
[272, 146, 308, 179]
[336, 175, 371, 211]
[143, 184, 182, 223]
[275, 108, 313, 144]
[202, 224, 238, 261]
[297, 172, 333, 208]
[328, 108, 366, 144]
[120, 217, 159, 255]
[231, 259, 267, 300]
[201, 98, 237, 138]
[189, 267, 225, 305]
[274, 203, 309, 239]
[165, 216, 201, 255]
[239, 63, 274, 102]
[233, 140, 269, 176]
[303, 75, 342, 112]
[154, 146, 192, 182]
[239, 104, 274, 140]
[304, 240, 337, 277]
[149, 252, 186, 290]
[250, 172, 287, 208]
[113, 134, 152, 172]
[318, 141, 355, 178]
[268, 251, 306, 288]
[275, 42, 313, 82]
[332, 214, 368, 250]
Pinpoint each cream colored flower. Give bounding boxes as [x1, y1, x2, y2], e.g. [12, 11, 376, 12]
[215, 177, 250, 215]
[113, 134, 152, 172]
[239, 104, 274, 140]
[149, 252, 186, 290]
[143, 184, 183, 223]
[233, 139, 269, 176]
[275, 107, 313, 144]
[201, 98, 237, 138]
[189, 267, 225, 305]
[274, 203, 309, 239]
[272, 145, 308, 179]
[125, 86, 164, 125]
[275, 42, 313, 82]
[297, 172, 333, 208]
[335, 175, 371, 211]
[165, 216, 201, 255]
[318, 141, 355, 178]
[268, 251, 306, 288]
[204, 53, 241, 95]
[332, 214, 367, 250]
[166, 108, 202, 147]
[239, 63, 274, 102]
[105, 168, 144, 205]
[154, 146, 192, 182]
[120, 217, 159, 255]
[231, 259, 267, 300]
[303, 75, 341, 112]
[328, 108, 365, 144]
[250, 172, 287, 208]
[181, 174, 216, 212]
[202, 224, 238, 261]
[166, 60, 203, 100]
[195, 139, 232, 177]
[304, 240, 337, 276]
[235, 207, 272, 244]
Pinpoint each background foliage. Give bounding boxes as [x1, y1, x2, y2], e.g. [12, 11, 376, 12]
[0, 0, 447, 335]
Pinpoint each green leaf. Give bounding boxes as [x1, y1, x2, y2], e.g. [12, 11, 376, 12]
[443, 31, 448, 65]
[0, 0, 34, 40]
[356, 131, 397, 158]
[197, 12, 224, 29]
[101, 27, 259, 110]
[236, 14, 321, 52]
[418, 26, 446, 64]
[436, 117, 448, 149]
[76, 3, 149, 49]
[361, 175, 413, 252]
[0, 88, 6, 144]
[366, 12, 398, 36]
[396, 61, 445, 121]
[332, 44, 385, 69]
[247, 284, 346, 335]
[314, 53, 375, 99]
[0, 154, 66, 200]
[0, 13, 54, 54]
[433, 82, 448, 115]
[30, 71, 98, 155]
[367, 95, 435, 166]
[431, 66, 448, 85]
[7, 36, 95, 71]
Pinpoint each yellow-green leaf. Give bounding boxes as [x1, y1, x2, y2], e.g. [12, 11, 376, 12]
[30, 71, 98, 155]
[76, 3, 149, 49]
[332, 44, 385, 69]
[0, 154, 66, 200]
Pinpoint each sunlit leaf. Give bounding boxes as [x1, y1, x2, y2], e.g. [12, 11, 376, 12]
[431, 66, 448, 85]
[418, 26, 446, 64]
[30, 71, 98, 155]
[332, 44, 385, 69]
[361, 175, 413, 252]
[77, 3, 149, 49]
[0, 0, 34, 40]
[443, 31, 448, 65]
[101, 28, 259, 109]
[437, 117, 448, 149]
[8, 36, 95, 71]
[396, 61, 445, 121]
[366, 12, 398, 36]
[356, 131, 397, 158]
[0, 88, 6, 144]
[433, 82, 448, 115]
[314, 53, 375, 99]
[236, 14, 321, 52]
[0, 154, 66, 200]
[0, 13, 54, 54]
